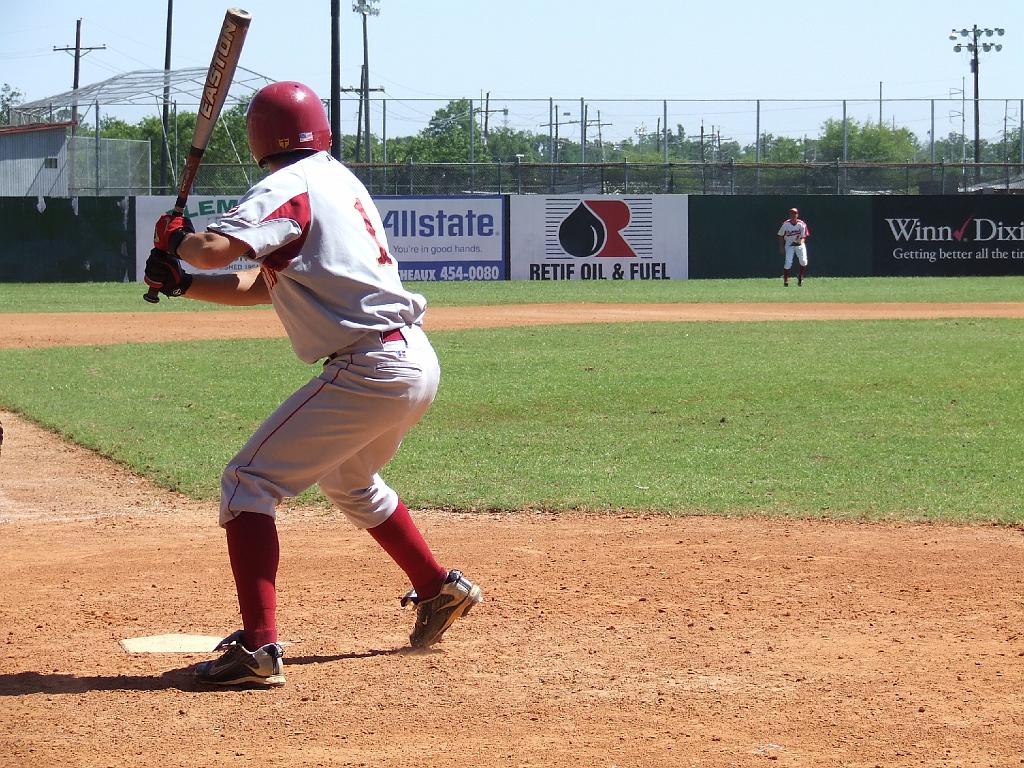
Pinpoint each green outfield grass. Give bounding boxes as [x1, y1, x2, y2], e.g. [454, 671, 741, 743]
[1, 313, 1022, 522]
[2, 275, 1024, 312]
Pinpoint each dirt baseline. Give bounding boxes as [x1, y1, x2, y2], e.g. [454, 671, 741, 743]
[5, 301, 1024, 348]
[1, 303, 1023, 767]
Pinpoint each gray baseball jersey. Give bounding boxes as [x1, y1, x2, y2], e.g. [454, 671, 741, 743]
[207, 151, 439, 529]
[208, 151, 426, 363]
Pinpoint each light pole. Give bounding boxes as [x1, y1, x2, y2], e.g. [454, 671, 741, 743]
[353, 0, 379, 163]
[950, 25, 1004, 173]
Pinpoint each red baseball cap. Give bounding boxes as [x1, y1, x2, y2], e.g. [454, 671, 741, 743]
[789, 207, 799, 214]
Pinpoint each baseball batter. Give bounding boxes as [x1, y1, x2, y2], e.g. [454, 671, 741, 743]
[777, 207, 810, 286]
[144, 81, 482, 687]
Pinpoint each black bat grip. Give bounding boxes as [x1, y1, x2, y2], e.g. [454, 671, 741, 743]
[143, 287, 161, 304]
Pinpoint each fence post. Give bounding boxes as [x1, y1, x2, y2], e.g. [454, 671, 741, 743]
[842, 100, 848, 162]
[663, 100, 668, 166]
[407, 159, 413, 195]
[95, 101, 101, 196]
[548, 97, 554, 163]
[580, 97, 586, 163]
[929, 99, 935, 165]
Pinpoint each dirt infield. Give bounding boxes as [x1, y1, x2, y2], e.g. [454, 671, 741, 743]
[4, 301, 1024, 348]
[2, 304, 1024, 767]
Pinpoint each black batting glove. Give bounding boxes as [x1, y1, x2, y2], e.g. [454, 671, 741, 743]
[144, 248, 193, 297]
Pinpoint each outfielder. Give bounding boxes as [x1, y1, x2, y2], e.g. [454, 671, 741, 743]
[144, 81, 482, 687]
[777, 207, 810, 286]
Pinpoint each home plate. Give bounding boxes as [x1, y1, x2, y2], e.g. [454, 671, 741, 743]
[119, 634, 226, 654]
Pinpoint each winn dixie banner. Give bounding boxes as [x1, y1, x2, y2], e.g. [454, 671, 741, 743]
[509, 195, 687, 280]
[873, 196, 1024, 276]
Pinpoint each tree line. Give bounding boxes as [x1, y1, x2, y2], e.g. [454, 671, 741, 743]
[3, 84, 1020, 180]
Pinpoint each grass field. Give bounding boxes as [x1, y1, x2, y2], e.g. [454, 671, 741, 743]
[2, 278, 1022, 523]
[2, 275, 1024, 312]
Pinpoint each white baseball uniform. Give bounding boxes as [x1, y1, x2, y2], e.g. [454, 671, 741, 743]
[777, 217, 810, 269]
[207, 151, 439, 530]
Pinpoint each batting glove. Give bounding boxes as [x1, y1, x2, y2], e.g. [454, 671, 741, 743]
[153, 213, 195, 256]
[144, 248, 193, 297]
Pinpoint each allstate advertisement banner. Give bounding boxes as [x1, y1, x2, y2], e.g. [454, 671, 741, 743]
[509, 195, 687, 280]
[376, 195, 505, 281]
[873, 196, 1024, 276]
[135, 195, 252, 279]
[136, 194, 506, 282]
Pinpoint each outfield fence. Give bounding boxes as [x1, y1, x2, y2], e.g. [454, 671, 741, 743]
[181, 159, 1024, 198]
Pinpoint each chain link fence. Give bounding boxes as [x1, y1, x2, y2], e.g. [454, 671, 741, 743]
[67, 136, 151, 196]
[173, 160, 1022, 197]
[349, 96, 1023, 163]
[374, 161, 1024, 195]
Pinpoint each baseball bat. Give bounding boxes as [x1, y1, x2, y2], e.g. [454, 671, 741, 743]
[144, 7, 252, 304]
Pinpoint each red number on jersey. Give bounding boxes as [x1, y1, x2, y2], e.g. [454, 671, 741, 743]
[354, 199, 393, 266]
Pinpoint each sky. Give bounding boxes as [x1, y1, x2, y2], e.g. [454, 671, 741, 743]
[3, 0, 1023, 150]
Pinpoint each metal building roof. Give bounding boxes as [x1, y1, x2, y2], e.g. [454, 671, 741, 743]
[13, 66, 273, 120]
[0, 121, 76, 136]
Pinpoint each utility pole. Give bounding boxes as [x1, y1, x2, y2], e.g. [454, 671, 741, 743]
[482, 92, 508, 148]
[474, 92, 507, 157]
[331, 0, 341, 160]
[561, 112, 583, 163]
[353, 0, 379, 163]
[341, 75, 383, 161]
[539, 105, 574, 163]
[161, 0, 173, 192]
[55, 18, 105, 196]
[586, 110, 613, 162]
[54, 18, 106, 135]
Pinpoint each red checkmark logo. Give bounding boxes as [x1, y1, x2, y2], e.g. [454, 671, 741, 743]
[953, 216, 972, 241]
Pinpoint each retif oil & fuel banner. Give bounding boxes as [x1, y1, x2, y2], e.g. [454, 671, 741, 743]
[510, 195, 688, 280]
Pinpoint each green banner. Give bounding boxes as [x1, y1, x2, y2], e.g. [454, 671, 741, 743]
[688, 196, 873, 279]
[0, 197, 133, 282]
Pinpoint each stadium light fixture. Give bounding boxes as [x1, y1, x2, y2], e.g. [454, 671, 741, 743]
[951, 24, 1006, 175]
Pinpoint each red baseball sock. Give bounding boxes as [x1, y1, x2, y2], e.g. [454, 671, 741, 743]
[225, 511, 279, 649]
[783, 268, 790, 283]
[799, 266, 806, 279]
[367, 500, 447, 600]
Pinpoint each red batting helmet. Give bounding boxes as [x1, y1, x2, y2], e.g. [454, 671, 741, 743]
[246, 81, 332, 166]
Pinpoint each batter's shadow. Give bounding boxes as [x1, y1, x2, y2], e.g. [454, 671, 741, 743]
[0, 647, 414, 695]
